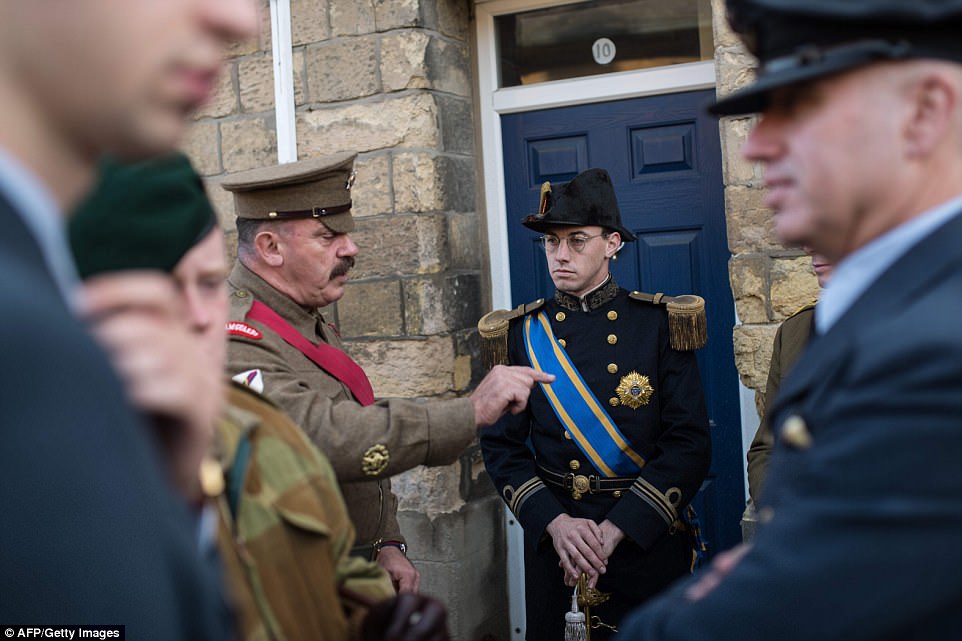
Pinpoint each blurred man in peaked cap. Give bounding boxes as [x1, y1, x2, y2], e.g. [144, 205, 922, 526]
[619, 1, 962, 639]
[222, 153, 552, 593]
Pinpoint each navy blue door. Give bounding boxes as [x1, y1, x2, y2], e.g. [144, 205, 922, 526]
[501, 89, 743, 555]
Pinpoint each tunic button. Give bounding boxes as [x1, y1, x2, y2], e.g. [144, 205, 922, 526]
[555, 312, 566, 322]
[612, 490, 622, 498]
[607, 363, 618, 374]
[569, 460, 580, 471]
[235, 290, 249, 298]
[607, 334, 618, 345]
[609, 397, 620, 407]
[564, 431, 572, 440]
[558, 339, 567, 348]
[607, 310, 618, 321]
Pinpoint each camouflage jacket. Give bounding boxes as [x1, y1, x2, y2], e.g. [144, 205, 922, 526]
[216, 383, 395, 641]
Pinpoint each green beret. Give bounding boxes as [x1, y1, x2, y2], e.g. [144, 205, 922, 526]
[70, 153, 218, 278]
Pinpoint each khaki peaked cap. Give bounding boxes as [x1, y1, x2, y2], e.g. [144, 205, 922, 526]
[220, 152, 357, 233]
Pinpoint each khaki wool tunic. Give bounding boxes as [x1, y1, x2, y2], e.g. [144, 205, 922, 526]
[746, 303, 815, 502]
[225, 262, 477, 546]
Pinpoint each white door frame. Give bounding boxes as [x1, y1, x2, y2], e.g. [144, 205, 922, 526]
[474, 2, 718, 638]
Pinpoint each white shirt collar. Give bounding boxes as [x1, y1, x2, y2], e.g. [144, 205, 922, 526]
[817, 194, 962, 334]
[0, 148, 80, 310]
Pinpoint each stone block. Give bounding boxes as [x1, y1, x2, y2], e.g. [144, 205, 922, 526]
[226, 0, 267, 57]
[729, 253, 770, 324]
[292, 49, 307, 107]
[347, 335, 456, 396]
[291, 0, 330, 45]
[427, 38, 471, 96]
[195, 63, 237, 119]
[447, 212, 482, 270]
[305, 36, 379, 103]
[719, 116, 759, 186]
[396, 498, 510, 640]
[437, 94, 475, 154]
[297, 93, 441, 154]
[770, 255, 818, 320]
[220, 116, 277, 173]
[374, 0, 422, 30]
[396, 494, 504, 560]
[353, 153, 393, 217]
[331, 0, 376, 36]
[403, 273, 481, 335]
[380, 31, 432, 92]
[715, 47, 757, 97]
[453, 329, 482, 390]
[726, 185, 777, 253]
[732, 323, 778, 391]
[394, 464, 464, 518]
[710, 0, 740, 49]
[203, 178, 237, 229]
[181, 122, 221, 176]
[238, 54, 275, 113]
[351, 215, 419, 278]
[394, 153, 476, 213]
[434, 0, 470, 39]
[338, 278, 404, 337]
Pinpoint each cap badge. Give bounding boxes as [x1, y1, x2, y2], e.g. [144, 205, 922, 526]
[537, 181, 552, 218]
[345, 169, 357, 190]
[615, 371, 654, 409]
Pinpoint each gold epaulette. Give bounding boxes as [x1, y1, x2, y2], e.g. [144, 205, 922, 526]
[477, 298, 545, 369]
[629, 291, 708, 351]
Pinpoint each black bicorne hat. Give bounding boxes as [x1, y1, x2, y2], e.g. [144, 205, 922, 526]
[711, 0, 962, 116]
[521, 168, 637, 242]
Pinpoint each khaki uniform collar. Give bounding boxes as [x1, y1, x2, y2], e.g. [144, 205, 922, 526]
[228, 261, 332, 342]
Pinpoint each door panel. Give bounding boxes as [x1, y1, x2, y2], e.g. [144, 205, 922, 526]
[501, 89, 743, 555]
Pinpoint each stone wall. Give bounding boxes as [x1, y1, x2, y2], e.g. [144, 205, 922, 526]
[182, 1, 507, 639]
[710, 0, 819, 416]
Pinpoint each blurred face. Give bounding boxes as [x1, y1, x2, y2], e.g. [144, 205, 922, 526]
[172, 227, 229, 371]
[543, 225, 621, 297]
[803, 246, 834, 288]
[276, 219, 359, 308]
[0, 0, 259, 159]
[742, 64, 908, 262]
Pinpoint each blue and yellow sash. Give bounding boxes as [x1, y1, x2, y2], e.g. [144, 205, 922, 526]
[523, 312, 646, 478]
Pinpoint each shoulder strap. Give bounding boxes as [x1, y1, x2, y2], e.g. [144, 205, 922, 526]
[246, 300, 375, 406]
[629, 291, 708, 351]
[477, 298, 545, 369]
[227, 436, 252, 519]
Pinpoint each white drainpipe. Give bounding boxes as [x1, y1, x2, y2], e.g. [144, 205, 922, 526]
[269, 0, 297, 163]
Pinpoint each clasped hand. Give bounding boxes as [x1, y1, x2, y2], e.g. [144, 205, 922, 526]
[546, 515, 624, 587]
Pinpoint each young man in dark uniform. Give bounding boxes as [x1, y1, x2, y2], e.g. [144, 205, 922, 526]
[479, 168, 711, 640]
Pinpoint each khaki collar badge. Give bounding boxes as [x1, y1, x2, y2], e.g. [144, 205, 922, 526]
[615, 371, 654, 409]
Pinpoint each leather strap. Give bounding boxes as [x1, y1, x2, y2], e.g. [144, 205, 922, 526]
[246, 300, 374, 406]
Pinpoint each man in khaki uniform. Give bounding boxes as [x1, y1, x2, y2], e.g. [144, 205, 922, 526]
[221, 153, 552, 591]
[746, 250, 833, 502]
[71, 153, 451, 641]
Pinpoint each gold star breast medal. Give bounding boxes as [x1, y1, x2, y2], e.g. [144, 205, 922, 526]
[615, 371, 654, 409]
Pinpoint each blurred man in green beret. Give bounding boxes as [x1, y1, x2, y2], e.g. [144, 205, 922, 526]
[70, 153, 451, 641]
